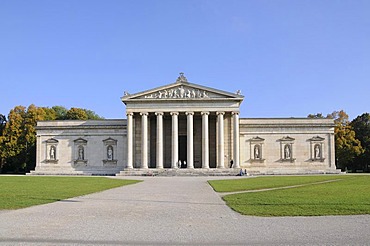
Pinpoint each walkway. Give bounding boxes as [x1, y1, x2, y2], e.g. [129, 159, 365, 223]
[0, 176, 369, 245]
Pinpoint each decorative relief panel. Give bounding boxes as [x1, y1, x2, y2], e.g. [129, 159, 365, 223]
[144, 86, 210, 99]
[309, 136, 325, 162]
[74, 138, 88, 166]
[279, 136, 296, 162]
[249, 137, 265, 163]
[102, 137, 118, 166]
[45, 138, 58, 163]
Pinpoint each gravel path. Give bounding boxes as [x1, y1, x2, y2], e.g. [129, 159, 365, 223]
[0, 176, 369, 245]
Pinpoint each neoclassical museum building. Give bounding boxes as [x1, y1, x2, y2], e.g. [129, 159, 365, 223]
[30, 73, 339, 175]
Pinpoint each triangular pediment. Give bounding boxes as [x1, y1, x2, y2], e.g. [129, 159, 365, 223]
[279, 136, 295, 141]
[45, 138, 59, 144]
[103, 137, 117, 145]
[250, 136, 265, 142]
[121, 73, 244, 103]
[309, 136, 325, 142]
[74, 138, 87, 144]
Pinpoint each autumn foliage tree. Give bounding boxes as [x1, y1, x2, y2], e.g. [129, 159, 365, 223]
[308, 110, 364, 171]
[329, 111, 364, 171]
[0, 105, 103, 173]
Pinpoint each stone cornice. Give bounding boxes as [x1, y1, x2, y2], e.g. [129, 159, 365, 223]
[240, 118, 335, 128]
[36, 125, 126, 131]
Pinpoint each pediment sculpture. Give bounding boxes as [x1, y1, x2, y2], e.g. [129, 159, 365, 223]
[144, 86, 210, 99]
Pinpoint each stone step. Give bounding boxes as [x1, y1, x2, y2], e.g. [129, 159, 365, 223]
[117, 168, 240, 177]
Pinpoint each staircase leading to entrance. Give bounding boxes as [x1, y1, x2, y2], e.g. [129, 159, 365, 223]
[116, 168, 240, 177]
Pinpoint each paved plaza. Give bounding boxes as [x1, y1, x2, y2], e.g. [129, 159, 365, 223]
[0, 176, 369, 245]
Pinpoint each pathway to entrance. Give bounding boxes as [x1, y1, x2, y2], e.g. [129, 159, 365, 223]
[0, 176, 369, 245]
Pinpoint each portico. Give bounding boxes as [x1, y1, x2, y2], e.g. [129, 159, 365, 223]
[122, 73, 243, 170]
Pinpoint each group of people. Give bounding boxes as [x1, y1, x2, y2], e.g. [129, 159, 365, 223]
[177, 160, 187, 168]
[230, 160, 248, 176]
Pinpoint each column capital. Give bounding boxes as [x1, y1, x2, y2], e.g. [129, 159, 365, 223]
[216, 111, 225, 116]
[155, 112, 164, 116]
[170, 112, 179, 116]
[185, 111, 194, 116]
[201, 111, 210, 116]
[126, 112, 134, 116]
[232, 111, 239, 115]
[140, 112, 149, 116]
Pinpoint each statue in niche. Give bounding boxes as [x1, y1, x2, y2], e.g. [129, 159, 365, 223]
[78, 146, 84, 160]
[50, 146, 56, 160]
[107, 146, 113, 161]
[254, 145, 260, 159]
[314, 144, 321, 159]
[284, 144, 291, 159]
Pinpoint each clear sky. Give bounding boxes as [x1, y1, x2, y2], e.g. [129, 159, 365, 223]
[1, 0, 369, 119]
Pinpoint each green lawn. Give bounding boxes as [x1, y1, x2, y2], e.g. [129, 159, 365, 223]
[209, 175, 370, 216]
[0, 176, 141, 210]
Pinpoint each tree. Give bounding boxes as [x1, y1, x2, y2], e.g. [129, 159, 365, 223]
[351, 113, 370, 172]
[84, 109, 104, 120]
[0, 105, 104, 173]
[0, 114, 7, 170]
[307, 113, 325, 119]
[0, 106, 27, 173]
[327, 110, 364, 171]
[52, 106, 68, 120]
[65, 108, 88, 120]
[64, 107, 103, 120]
[0, 114, 6, 135]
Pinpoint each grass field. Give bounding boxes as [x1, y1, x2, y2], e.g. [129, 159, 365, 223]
[209, 175, 370, 217]
[0, 176, 141, 210]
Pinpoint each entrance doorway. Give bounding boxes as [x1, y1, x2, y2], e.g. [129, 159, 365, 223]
[178, 136, 187, 168]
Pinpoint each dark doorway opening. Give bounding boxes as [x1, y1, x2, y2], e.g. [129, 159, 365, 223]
[178, 136, 187, 168]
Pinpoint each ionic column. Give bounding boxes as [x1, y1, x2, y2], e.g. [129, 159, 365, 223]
[232, 112, 240, 168]
[140, 112, 148, 169]
[171, 112, 179, 168]
[156, 112, 164, 169]
[186, 111, 194, 169]
[217, 112, 225, 168]
[201, 112, 210, 169]
[126, 112, 133, 169]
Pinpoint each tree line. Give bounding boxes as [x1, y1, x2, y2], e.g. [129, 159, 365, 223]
[0, 105, 103, 174]
[308, 110, 370, 172]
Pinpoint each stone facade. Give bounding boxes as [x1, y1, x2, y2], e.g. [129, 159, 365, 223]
[30, 74, 339, 175]
[33, 120, 126, 175]
[240, 118, 336, 174]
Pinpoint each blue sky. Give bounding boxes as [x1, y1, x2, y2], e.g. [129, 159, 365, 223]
[1, 0, 369, 119]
